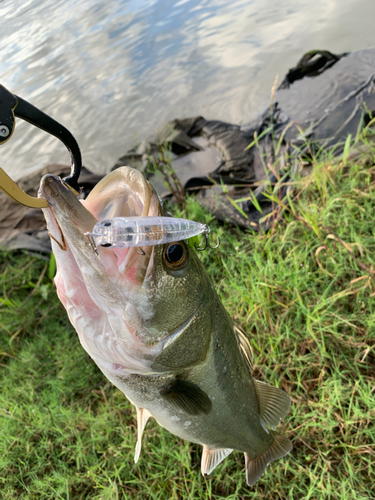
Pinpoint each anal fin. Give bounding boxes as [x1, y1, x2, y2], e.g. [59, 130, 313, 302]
[245, 434, 292, 486]
[254, 380, 291, 429]
[134, 406, 152, 463]
[201, 445, 233, 476]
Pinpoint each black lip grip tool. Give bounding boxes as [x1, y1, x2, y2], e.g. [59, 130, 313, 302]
[0, 84, 82, 207]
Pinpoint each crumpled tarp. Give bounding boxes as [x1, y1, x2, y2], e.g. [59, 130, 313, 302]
[2, 49, 375, 253]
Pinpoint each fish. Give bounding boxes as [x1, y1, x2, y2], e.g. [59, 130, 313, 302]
[38, 166, 292, 486]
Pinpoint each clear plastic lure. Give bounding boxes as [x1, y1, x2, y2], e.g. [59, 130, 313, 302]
[87, 216, 209, 248]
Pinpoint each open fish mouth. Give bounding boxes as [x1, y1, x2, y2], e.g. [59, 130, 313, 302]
[37, 167, 164, 374]
[80, 166, 156, 221]
[38, 166, 160, 286]
[39, 166, 156, 231]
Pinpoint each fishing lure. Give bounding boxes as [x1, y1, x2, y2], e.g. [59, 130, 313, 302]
[87, 216, 210, 249]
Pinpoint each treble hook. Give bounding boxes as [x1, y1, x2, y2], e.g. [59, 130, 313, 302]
[194, 226, 220, 258]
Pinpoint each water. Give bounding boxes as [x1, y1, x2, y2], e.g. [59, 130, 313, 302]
[1, 0, 375, 181]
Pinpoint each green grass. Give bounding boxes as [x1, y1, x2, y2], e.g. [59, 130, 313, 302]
[1, 143, 375, 499]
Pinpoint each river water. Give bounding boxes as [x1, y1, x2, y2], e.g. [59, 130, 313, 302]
[1, 0, 375, 180]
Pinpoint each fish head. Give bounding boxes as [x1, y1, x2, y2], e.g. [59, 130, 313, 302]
[38, 167, 213, 375]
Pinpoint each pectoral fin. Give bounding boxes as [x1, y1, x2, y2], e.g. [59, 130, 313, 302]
[245, 434, 292, 486]
[134, 407, 152, 463]
[159, 378, 212, 415]
[201, 446, 233, 476]
[254, 380, 291, 429]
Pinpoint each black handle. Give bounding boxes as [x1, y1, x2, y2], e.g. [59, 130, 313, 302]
[0, 85, 17, 144]
[0, 84, 82, 192]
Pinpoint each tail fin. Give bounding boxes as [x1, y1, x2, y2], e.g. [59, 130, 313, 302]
[245, 434, 292, 486]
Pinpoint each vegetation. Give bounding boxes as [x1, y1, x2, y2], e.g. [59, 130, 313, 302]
[1, 138, 374, 499]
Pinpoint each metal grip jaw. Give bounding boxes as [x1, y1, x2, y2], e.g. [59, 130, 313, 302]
[0, 84, 82, 206]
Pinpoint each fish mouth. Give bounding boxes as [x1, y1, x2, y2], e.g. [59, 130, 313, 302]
[80, 166, 156, 221]
[38, 166, 160, 285]
[39, 166, 156, 223]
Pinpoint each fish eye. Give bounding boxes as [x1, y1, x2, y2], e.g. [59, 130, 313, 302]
[163, 242, 188, 270]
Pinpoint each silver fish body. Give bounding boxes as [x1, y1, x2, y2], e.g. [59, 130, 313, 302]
[39, 167, 292, 486]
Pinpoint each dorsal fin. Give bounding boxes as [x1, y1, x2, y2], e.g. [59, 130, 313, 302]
[159, 378, 212, 415]
[134, 407, 152, 463]
[201, 446, 233, 476]
[233, 322, 254, 372]
[254, 380, 291, 429]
